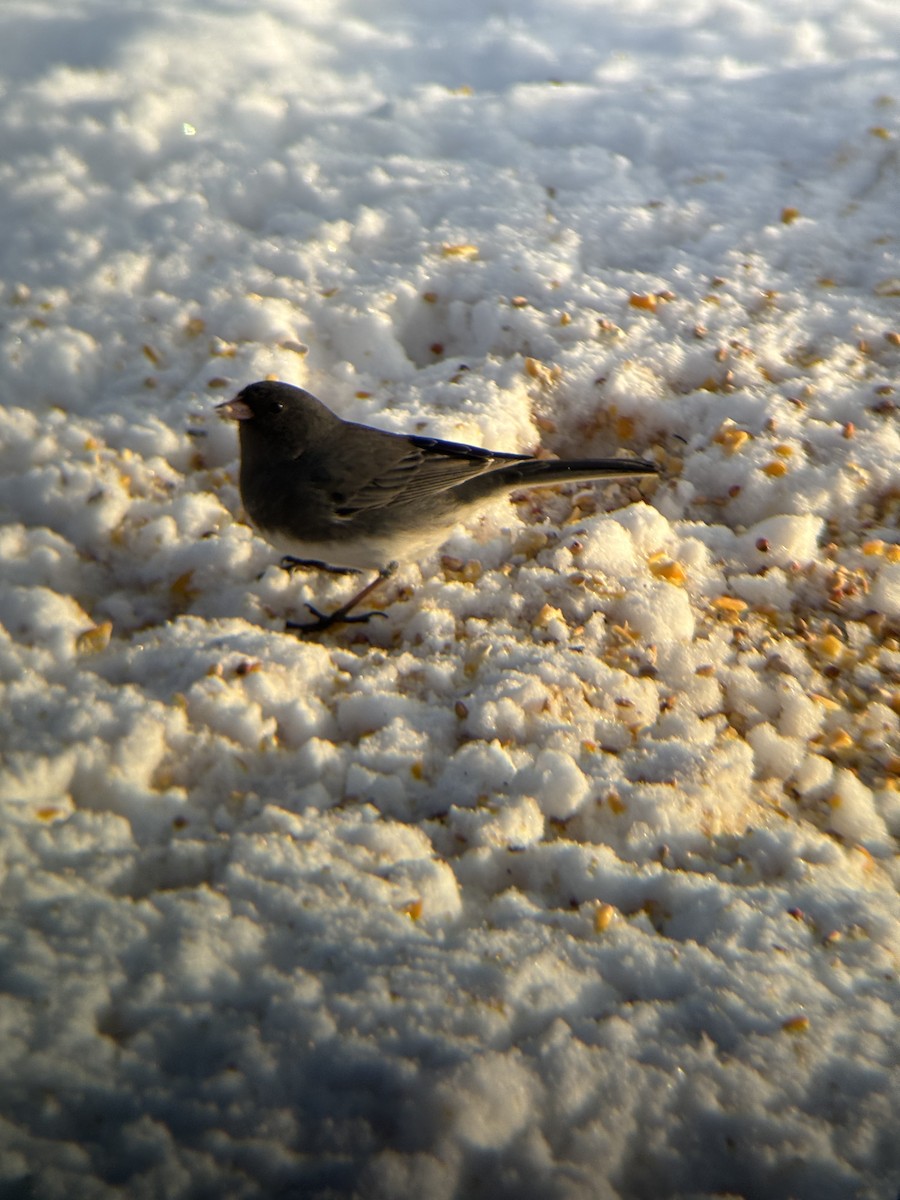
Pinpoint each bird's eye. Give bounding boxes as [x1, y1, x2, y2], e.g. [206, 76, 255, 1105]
[270, 401, 284, 415]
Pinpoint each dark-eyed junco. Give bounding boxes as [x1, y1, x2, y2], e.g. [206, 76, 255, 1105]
[218, 380, 658, 631]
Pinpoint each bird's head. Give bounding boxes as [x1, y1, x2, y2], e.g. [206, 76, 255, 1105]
[217, 381, 335, 456]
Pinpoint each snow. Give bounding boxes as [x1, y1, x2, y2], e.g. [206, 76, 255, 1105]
[1, 1, 899, 1197]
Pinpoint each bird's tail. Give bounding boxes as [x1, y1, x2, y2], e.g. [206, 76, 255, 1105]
[457, 455, 658, 502]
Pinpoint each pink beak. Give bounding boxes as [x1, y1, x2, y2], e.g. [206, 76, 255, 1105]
[216, 398, 253, 421]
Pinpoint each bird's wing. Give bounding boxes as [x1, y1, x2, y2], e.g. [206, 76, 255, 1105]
[330, 432, 530, 517]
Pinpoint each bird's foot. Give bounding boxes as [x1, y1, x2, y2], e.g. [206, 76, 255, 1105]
[279, 556, 360, 576]
[286, 604, 388, 634]
[284, 561, 398, 634]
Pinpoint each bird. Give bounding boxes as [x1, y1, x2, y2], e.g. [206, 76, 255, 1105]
[217, 379, 659, 632]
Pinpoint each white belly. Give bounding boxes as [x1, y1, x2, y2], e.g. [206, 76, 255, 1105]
[251, 522, 451, 572]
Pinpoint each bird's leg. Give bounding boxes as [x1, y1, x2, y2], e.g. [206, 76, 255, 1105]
[279, 555, 361, 576]
[286, 562, 399, 633]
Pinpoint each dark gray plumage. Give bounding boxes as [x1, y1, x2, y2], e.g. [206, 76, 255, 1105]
[218, 380, 658, 630]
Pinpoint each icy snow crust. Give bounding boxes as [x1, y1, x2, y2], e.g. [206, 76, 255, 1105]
[0, 1, 899, 1197]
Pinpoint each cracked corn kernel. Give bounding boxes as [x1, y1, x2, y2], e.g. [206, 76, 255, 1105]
[524, 357, 562, 386]
[711, 595, 747, 613]
[441, 242, 478, 258]
[816, 634, 844, 660]
[649, 560, 687, 585]
[76, 622, 113, 654]
[594, 903, 616, 933]
[712, 426, 751, 454]
[629, 292, 658, 311]
[534, 603, 564, 629]
[782, 1015, 810, 1033]
[36, 807, 67, 822]
[763, 460, 788, 477]
[816, 633, 844, 662]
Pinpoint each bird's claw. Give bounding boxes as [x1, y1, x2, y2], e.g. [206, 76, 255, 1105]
[279, 555, 360, 576]
[285, 604, 388, 634]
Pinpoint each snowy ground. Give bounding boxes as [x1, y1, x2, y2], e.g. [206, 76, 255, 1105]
[1, 1, 899, 1197]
